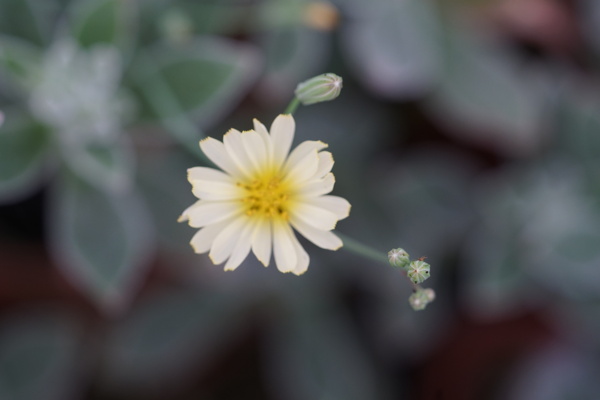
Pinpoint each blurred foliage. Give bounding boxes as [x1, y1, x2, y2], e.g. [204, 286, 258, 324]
[2, 0, 600, 399]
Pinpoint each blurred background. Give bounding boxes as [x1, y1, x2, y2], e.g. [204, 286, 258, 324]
[2, 0, 600, 399]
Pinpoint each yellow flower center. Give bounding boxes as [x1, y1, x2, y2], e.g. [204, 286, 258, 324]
[238, 174, 291, 220]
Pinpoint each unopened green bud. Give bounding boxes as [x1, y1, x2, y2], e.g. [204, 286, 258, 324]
[294, 73, 343, 105]
[388, 248, 410, 269]
[407, 260, 431, 284]
[408, 288, 435, 311]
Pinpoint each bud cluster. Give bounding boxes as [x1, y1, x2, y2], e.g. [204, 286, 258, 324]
[387, 248, 435, 310]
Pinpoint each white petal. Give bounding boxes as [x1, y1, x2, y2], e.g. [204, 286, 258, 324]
[292, 202, 339, 230]
[283, 150, 320, 185]
[283, 140, 327, 173]
[253, 118, 273, 167]
[200, 137, 245, 179]
[188, 167, 240, 200]
[191, 180, 241, 201]
[190, 219, 230, 253]
[290, 235, 309, 275]
[223, 221, 254, 271]
[182, 200, 241, 228]
[313, 151, 334, 179]
[241, 130, 268, 174]
[251, 218, 272, 266]
[253, 118, 269, 138]
[272, 220, 297, 273]
[291, 218, 343, 250]
[270, 114, 295, 169]
[308, 195, 351, 220]
[209, 217, 248, 265]
[297, 173, 335, 198]
[223, 129, 253, 179]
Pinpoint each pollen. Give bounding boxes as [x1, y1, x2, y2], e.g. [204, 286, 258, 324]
[238, 174, 292, 220]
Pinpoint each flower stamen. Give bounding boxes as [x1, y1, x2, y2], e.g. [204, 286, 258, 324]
[238, 175, 292, 220]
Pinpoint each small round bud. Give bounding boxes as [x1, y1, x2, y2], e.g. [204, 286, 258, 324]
[408, 288, 435, 311]
[388, 248, 410, 269]
[294, 73, 343, 105]
[422, 288, 435, 302]
[407, 260, 431, 284]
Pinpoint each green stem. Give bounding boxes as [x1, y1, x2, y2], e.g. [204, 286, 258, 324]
[336, 232, 389, 265]
[337, 232, 422, 292]
[284, 97, 301, 115]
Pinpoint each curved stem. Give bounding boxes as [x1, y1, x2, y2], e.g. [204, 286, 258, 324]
[284, 97, 301, 115]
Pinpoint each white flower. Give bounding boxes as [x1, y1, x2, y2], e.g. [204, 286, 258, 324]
[179, 114, 351, 275]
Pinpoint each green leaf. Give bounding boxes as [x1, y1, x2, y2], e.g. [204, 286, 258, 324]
[71, 0, 136, 48]
[0, 0, 62, 46]
[0, 35, 43, 93]
[61, 137, 135, 193]
[340, 0, 441, 98]
[426, 26, 544, 155]
[103, 289, 249, 392]
[49, 172, 153, 313]
[0, 312, 81, 400]
[0, 112, 51, 202]
[131, 37, 260, 148]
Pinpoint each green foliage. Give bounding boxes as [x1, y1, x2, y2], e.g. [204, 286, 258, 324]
[427, 27, 545, 154]
[0, 0, 62, 46]
[341, 0, 441, 97]
[49, 173, 152, 313]
[130, 37, 260, 155]
[0, 112, 51, 200]
[0, 36, 43, 92]
[132, 38, 260, 124]
[71, 0, 137, 50]
[61, 138, 135, 192]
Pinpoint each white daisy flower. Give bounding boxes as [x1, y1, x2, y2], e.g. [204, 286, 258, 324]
[179, 114, 351, 275]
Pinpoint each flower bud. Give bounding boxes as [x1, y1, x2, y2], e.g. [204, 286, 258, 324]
[294, 73, 343, 105]
[388, 248, 410, 269]
[407, 260, 431, 284]
[408, 288, 435, 311]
